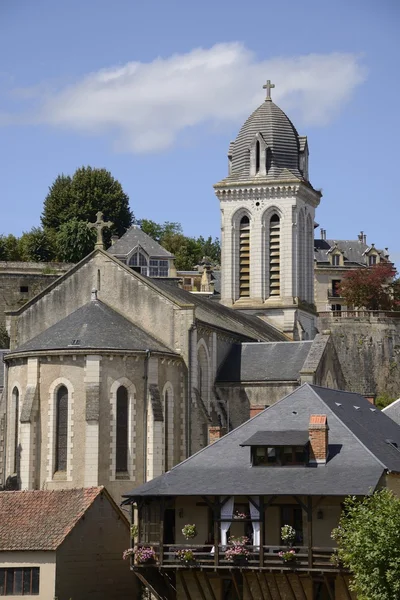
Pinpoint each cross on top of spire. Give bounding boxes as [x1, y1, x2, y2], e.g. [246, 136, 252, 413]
[263, 79, 275, 101]
[87, 211, 113, 250]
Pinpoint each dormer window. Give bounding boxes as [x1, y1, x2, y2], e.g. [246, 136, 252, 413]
[332, 254, 340, 266]
[369, 254, 377, 266]
[241, 431, 309, 466]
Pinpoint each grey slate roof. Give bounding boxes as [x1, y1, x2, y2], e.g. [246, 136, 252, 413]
[240, 430, 309, 446]
[153, 280, 285, 342]
[123, 384, 400, 499]
[217, 100, 304, 185]
[382, 398, 400, 426]
[217, 341, 312, 382]
[108, 225, 174, 259]
[8, 300, 175, 355]
[314, 239, 385, 267]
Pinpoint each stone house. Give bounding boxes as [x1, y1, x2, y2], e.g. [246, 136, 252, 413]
[123, 383, 400, 600]
[314, 230, 390, 314]
[0, 486, 135, 600]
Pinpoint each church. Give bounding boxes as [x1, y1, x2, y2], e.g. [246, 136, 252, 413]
[0, 82, 345, 505]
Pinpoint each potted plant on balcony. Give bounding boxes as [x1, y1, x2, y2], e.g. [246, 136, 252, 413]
[233, 510, 248, 520]
[279, 524, 297, 564]
[182, 524, 197, 540]
[278, 549, 296, 563]
[175, 548, 196, 566]
[123, 546, 156, 565]
[225, 536, 251, 566]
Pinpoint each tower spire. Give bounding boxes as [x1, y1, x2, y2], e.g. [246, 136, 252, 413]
[263, 79, 275, 101]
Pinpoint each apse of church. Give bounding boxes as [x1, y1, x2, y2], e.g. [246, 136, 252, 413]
[214, 81, 321, 339]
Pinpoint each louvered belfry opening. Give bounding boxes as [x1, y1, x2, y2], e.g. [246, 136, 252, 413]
[239, 216, 250, 297]
[269, 214, 280, 296]
[55, 386, 68, 472]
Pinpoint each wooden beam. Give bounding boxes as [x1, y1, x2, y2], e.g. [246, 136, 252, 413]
[296, 575, 308, 600]
[307, 496, 313, 568]
[254, 572, 266, 600]
[247, 495, 260, 512]
[177, 570, 193, 600]
[265, 495, 277, 508]
[192, 570, 207, 600]
[200, 496, 214, 510]
[271, 574, 283, 600]
[262, 573, 273, 600]
[259, 495, 265, 568]
[134, 571, 164, 600]
[242, 570, 255, 600]
[161, 570, 177, 594]
[201, 571, 217, 600]
[231, 570, 242, 600]
[213, 497, 219, 567]
[323, 575, 335, 600]
[339, 574, 352, 600]
[159, 497, 165, 565]
[294, 495, 308, 513]
[283, 573, 296, 600]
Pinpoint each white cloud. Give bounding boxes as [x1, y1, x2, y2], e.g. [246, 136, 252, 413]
[6, 44, 367, 153]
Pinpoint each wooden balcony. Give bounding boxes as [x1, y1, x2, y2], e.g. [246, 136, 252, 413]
[133, 543, 343, 573]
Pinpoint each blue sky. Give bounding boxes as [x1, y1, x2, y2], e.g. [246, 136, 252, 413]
[1, 0, 399, 264]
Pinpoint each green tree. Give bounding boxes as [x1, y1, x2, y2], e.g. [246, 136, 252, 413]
[56, 219, 97, 263]
[41, 166, 133, 242]
[332, 489, 400, 599]
[0, 234, 23, 261]
[19, 228, 57, 262]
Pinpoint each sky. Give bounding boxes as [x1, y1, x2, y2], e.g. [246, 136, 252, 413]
[0, 0, 399, 264]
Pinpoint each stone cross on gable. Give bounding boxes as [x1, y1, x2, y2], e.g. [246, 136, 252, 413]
[263, 79, 275, 101]
[87, 211, 113, 250]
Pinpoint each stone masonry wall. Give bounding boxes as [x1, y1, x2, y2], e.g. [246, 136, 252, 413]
[318, 314, 400, 398]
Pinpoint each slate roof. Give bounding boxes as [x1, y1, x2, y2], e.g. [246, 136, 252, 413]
[382, 398, 400, 426]
[108, 225, 173, 259]
[217, 341, 312, 382]
[9, 299, 175, 355]
[216, 100, 305, 185]
[314, 239, 385, 267]
[0, 487, 103, 550]
[240, 430, 309, 446]
[152, 280, 285, 342]
[123, 384, 400, 499]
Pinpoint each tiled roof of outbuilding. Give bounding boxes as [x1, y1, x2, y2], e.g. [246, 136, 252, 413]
[108, 225, 173, 259]
[9, 299, 175, 355]
[123, 385, 400, 499]
[0, 487, 103, 550]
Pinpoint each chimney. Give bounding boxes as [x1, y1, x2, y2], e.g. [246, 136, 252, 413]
[309, 415, 329, 464]
[250, 405, 265, 418]
[364, 395, 376, 405]
[358, 231, 363, 242]
[363, 233, 367, 244]
[320, 228, 326, 241]
[208, 426, 226, 444]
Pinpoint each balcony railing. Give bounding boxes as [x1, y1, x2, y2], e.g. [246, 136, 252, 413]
[133, 544, 342, 571]
[319, 310, 400, 319]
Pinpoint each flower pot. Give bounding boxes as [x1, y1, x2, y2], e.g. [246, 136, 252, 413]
[232, 555, 248, 566]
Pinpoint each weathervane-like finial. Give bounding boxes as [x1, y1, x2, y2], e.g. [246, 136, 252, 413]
[263, 79, 275, 101]
[87, 211, 113, 250]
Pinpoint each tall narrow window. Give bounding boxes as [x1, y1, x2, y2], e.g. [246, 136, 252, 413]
[12, 387, 19, 474]
[239, 216, 250, 297]
[55, 386, 68, 472]
[164, 391, 169, 472]
[255, 141, 260, 173]
[116, 386, 128, 473]
[266, 147, 272, 174]
[269, 214, 280, 296]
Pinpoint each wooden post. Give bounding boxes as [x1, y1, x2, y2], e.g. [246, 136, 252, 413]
[202, 572, 217, 600]
[159, 497, 165, 565]
[213, 497, 220, 567]
[254, 572, 266, 600]
[242, 570, 255, 600]
[260, 495, 265, 567]
[193, 570, 207, 600]
[307, 496, 313, 568]
[177, 571, 193, 600]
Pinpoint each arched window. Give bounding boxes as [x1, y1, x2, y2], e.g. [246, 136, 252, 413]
[116, 386, 128, 473]
[129, 251, 148, 275]
[269, 214, 280, 296]
[164, 390, 170, 471]
[255, 141, 260, 173]
[55, 386, 68, 472]
[239, 216, 250, 297]
[266, 147, 272, 174]
[12, 387, 19, 474]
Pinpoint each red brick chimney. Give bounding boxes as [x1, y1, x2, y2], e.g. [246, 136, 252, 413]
[309, 415, 329, 464]
[250, 405, 265, 418]
[208, 426, 226, 444]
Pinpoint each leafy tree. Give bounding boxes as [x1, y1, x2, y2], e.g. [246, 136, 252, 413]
[339, 263, 399, 311]
[332, 489, 400, 600]
[375, 393, 395, 410]
[56, 219, 97, 263]
[0, 234, 23, 261]
[41, 166, 133, 243]
[19, 228, 57, 262]
[0, 325, 10, 349]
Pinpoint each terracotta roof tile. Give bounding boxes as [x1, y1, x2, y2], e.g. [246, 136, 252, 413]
[0, 487, 103, 551]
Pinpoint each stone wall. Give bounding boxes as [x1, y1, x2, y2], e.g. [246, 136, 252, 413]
[318, 313, 400, 397]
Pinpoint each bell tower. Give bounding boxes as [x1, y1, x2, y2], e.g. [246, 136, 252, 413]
[214, 81, 321, 339]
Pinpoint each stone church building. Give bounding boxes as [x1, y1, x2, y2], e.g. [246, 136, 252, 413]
[0, 82, 345, 504]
